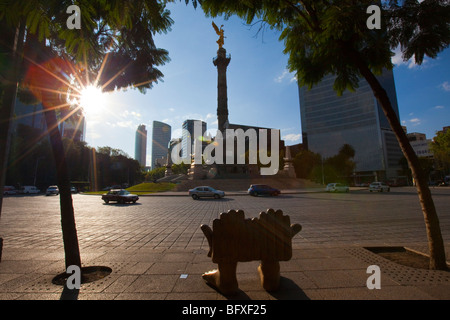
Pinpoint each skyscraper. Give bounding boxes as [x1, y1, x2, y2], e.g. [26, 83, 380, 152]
[135, 124, 147, 167]
[182, 119, 207, 159]
[13, 99, 86, 142]
[299, 69, 403, 181]
[151, 121, 171, 170]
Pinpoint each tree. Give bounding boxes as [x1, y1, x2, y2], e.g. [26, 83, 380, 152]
[145, 167, 166, 182]
[430, 129, 450, 178]
[172, 162, 190, 175]
[293, 149, 321, 179]
[199, 0, 449, 269]
[0, 0, 173, 270]
[95, 146, 142, 189]
[325, 144, 356, 183]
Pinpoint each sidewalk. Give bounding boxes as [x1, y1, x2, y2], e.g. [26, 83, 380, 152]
[0, 187, 449, 301]
[0, 244, 449, 300]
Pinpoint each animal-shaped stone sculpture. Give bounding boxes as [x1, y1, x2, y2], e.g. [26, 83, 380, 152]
[200, 208, 302, 295]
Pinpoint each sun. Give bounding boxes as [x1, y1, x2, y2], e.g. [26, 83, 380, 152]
[79, 85, 106, 116]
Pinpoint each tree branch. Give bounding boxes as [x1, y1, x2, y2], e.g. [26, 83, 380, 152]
[283, 0, 322, 32]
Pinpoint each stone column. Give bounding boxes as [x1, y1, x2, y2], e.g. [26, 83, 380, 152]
[213, 47, 231, 133]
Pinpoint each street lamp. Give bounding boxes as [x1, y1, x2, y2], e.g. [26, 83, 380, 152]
[33, 156, 44, 186]
[321, 154, 324, 185]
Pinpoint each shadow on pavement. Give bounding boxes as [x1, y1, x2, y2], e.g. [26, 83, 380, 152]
[269, 277, 310, 300]
[205, 277, 310, 300]
[102, 202, 143, 206]
[60, 285, 79, 300]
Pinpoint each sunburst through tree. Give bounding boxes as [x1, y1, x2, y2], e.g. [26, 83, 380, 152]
[0, 0, 174, 277]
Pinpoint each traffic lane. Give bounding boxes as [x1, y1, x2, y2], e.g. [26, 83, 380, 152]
[0, 188, 448, 249]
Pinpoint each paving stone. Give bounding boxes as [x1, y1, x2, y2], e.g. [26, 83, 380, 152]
[0, 191, 449, 300]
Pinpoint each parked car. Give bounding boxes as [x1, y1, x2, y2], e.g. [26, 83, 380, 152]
[189, 186, 225, 200]
[326, 183, 349, 193]
[369, 182, 390, 192]
[3, 186, 17, 195]
[46, 185, 59, 196]
[21, 186, 40, 194]
[102, 189, 139, 204]
[248, 184, 280, 196]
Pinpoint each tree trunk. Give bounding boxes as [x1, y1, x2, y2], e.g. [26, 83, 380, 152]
[344, 44, 447, 270]
[43, 107, 82, 269]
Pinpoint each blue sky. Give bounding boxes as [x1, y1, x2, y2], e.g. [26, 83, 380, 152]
[83, 3, 450, 167]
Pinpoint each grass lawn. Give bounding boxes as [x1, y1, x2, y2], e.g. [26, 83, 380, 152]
[126, 182, 176, 194]
[82, 182, 176, 195]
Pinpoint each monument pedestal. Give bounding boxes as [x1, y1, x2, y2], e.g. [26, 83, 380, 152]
[283, 146, 296, 178]
[188, 164, 204, 180]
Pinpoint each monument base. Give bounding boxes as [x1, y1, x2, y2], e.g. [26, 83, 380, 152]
[282, 163, 296, 178]
[188, 164, 205, 180]
[189, 163, 261, 180]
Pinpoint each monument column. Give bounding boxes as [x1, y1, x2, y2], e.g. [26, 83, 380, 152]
[213, 47, 231, 132]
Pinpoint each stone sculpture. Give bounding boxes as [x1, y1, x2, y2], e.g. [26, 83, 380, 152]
[200, 208, 302, 295]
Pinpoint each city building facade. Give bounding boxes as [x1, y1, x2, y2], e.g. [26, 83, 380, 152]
[13, 99, 86, 142]
[407, 131, 433, 158]
[151, 120, 171, 170]
[134, 124, 147, 167]
[182, 119, 207, 159]
[298, 69, 403, 182]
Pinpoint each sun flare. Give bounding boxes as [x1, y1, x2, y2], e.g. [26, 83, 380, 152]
[79, 85, 106, 116]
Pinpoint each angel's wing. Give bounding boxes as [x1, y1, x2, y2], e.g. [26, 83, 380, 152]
[212, 21, 220, 35]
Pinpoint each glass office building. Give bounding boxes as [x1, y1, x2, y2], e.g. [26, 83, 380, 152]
[299, 69, 403, 181]
[181, 119, 207, 159]
[151, 121, 171, 170]
[135, 124, 147, 167]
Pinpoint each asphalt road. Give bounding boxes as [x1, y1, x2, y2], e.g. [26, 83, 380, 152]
[1, 187, 449, 252]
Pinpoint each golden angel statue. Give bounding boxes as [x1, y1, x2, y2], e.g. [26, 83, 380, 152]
[212, 21, 225, 49]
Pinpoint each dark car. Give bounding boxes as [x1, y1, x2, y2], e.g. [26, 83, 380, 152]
[102, 189, 139, 204]
[248, 184, 280, 196]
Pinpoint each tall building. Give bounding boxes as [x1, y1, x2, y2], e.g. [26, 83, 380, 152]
[135, 124, 147, 167]
[151, 121, 171, 170]
[299, 69, 403, 181]
[182, 119, 207, 159]
[13, 99, 86, 142]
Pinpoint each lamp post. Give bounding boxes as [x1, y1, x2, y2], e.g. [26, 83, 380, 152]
[34, 156, 44, 186]
[321, 154, 325, 185]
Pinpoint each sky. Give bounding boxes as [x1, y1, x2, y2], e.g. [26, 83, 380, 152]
[82, 2, 450, 167]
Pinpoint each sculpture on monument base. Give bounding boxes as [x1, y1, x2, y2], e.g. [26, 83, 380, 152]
[283, 146, 296, 178]
[188, 138, 204, 180]
[212, 21, 225, 49]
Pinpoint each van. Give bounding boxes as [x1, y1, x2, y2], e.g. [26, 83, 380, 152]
[21, 186, 40, 194]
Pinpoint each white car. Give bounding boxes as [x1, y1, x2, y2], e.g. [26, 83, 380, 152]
[46, 185, 59, 196]
[189, 186, 225, 200]
[369, 182, 390, 192]
[3, 186, 17, 195]
[326, 183, 349, 193]
[21, 186, 40, 194]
